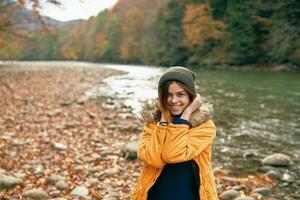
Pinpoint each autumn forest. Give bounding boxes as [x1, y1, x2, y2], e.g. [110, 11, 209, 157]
[1, 0, 299, 68]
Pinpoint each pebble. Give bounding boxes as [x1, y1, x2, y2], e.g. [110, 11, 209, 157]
[123, 141, 138, 160]
[282, 173, 295, 183]
[262, 153, 291, 167]
[71, 186, 89, 197]
[22, 188, 50, 200]
[52, 142, 67, 151]
[266, 170, 282, 180]
[219, 189, 240, 200]
[47, 174, 64, 184]
[252, 187, 272, 196]
[55, 180, 68, 190]
[0, 174, 23, 189]
[34, 165, 44, 175]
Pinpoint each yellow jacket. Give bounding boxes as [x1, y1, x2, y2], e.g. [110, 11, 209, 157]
[131, 100, 218, 200]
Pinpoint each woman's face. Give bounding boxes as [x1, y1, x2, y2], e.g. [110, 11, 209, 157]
[167, 82, 191, 116]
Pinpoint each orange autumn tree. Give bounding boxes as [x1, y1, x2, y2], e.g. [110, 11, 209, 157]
[119, 5, 143, 61]
[183, 4, 224, 51]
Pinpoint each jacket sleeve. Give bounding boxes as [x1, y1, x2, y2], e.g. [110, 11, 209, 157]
[137, 123, 167, 168]
[162, 120, 216, 163]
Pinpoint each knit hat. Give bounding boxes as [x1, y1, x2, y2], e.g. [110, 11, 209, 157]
[158, 66, 196, 92]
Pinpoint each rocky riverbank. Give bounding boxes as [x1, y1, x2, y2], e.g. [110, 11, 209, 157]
[0, 64, 143, 199]
[0, 63, 298, 199]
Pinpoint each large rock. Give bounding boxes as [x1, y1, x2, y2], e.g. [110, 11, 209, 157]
[123, 141, 138, 159]
[0, 174, 23, 189]
[262, 153, 291, 167]
[22, 188, 50, 200]
[219, 189, 240, 200]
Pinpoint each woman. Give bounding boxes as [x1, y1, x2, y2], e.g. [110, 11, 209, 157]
[131, 66, 218, 200]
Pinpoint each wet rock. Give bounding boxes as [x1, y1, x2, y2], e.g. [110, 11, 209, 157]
[282, 173, 296, 183]
[22, 188, 50, 199]
[266, 170, 281, 180]
[252, 187, 272, 196]
[262, 153, 291, 167]
[0, 174, 23, 189]
[219, 189, 240, 200]
[123, 141, 138, 160]
[71, 186, 89, 197]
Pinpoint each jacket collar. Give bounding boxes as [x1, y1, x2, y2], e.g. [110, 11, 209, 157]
[140, 97, 214, 128]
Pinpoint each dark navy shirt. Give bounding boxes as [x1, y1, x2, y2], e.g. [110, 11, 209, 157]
[147, 116, 200, 200]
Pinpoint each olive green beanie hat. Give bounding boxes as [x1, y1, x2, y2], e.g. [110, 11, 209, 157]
[158, 66, 196, 92]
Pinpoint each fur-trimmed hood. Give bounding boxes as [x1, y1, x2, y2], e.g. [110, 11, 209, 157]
[140, 96, 214, 128]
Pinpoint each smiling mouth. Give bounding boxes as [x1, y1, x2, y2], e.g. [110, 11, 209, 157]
[169, 105, 182, 110]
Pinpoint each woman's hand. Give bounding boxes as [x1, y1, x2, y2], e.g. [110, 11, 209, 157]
[186, 94, 202, 113]
[181, 94, 202, 121]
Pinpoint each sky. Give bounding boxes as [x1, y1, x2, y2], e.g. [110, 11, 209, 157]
[37, 0, 118, 21]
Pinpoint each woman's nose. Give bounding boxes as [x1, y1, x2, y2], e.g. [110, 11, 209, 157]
[170, 96, 178, 103]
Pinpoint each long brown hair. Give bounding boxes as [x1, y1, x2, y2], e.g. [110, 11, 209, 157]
[158, 81, 196, 122]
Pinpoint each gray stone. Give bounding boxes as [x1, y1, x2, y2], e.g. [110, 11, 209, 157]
[55, 180, 68, 190]
[52, 142, 67, 151]
[71, 186, 89, 197]
[219, 189, 240, 200]
[47, 174, 64, 184]
[262, 153, 291, 167]
[0, 174, 23, 189]
[123, 141, 138, 159]
[34, 165, 44, 175]
[266, 170, 281, 180]
[22, 188, 50, 200]
[282, 173, 295, 183]
[252, 187, 272, 196]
